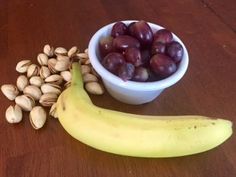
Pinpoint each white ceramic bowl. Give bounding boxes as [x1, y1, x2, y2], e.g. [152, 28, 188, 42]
[88, 20, 189, 105]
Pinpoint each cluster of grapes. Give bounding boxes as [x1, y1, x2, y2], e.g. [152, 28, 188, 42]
[99, 20, 184, 82]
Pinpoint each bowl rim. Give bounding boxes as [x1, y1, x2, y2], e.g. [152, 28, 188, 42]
[88, 20, 189, 91]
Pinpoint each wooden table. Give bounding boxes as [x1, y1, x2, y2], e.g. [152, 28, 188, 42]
[1, 0, 236, 176]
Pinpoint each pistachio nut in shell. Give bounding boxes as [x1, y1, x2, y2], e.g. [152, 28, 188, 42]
[54, 47, 67, 56]
[27, 64, 40, 78]
[15, 95, 35, 111]
[49, 103, 58, 118]
[76, 52, 89, 59]
[1, 84, 19, 100]
[29, 106, 47, 129]
[39, 66, 51, 79]
[60, 71, 71, 82]
[83, 73, 98, 83]
[85, 82, 104, 95]
[57, 55, 69, 61]
[16, 75, 29, 91]
[48, 58, 57, 74]
[16, 60, 32, 73]
[43, 44, 54, 57]
[45, 74, 63, 85]
[37, 53, 48, 66]
[64, 81, 71, 89]
[81, 65, 91, 75]
[29, 76, 44, 87]
[39, 93, 58, 107]
[68, 46, 78, 57]
[5, 105, 23, 123]
[23, 85, 42, 100]
[41, 83, 61, 95]
[54, 59, 70, 72]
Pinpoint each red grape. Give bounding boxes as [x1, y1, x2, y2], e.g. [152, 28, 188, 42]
[151, 41, 166, 55]
[113, 35, 140, 52]
[130, 20, 153, 46]
[102, 52, 125, 74]
[140, 49, 151, 65]
[111, 22, 128, 37]
[132, 67, 149, 82]
[99, 36, 114, 57]
[150, 54, 177, 77]
[118, 63, 135, 81]
[124, 47, 142, 66]
[166, 41, 183, 63]
[128, 22, 135, 35]
[154, 29, 173, 44]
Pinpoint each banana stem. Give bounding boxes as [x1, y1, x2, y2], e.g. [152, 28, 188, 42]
[71, 63, 83, 88]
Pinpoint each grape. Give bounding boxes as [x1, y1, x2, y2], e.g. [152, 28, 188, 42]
[140, 49, 151, 65]
[128, 22, 135, 35]
[154, 29, 173, 44]
[111, 22, 128, 37]
[124, 47, 142, 66]
[118, 63, 135, 81]
[102, 52, 125, 74]
[130, 20, 153, 46]
[99, 36, 114, 57]
[166, 41, 183, 63]
[151, 41, 166, 55]
[113, 35, 140, 52]
[150, 54, 177, 77]
[132, 67, 149, 82]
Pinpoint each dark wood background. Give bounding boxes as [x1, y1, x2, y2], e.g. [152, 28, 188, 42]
[1, 0, 236, 176]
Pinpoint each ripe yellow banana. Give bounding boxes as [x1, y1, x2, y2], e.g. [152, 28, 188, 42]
[56, 63, 233, 158]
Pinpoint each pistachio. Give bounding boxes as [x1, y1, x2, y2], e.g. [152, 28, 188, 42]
[45, 74, 63, 85]
[83, 73, 98, 83]
[23, 85, 42, 100]
[5, 105, 23, 123]
[27, 64, 40, 78]
[16, 75, 28, 91]
[64, 81, 71, 89]
[39, 93, 58, 107]
[15, 95, 35, 111]
[79, 58, 87, 65]
[29, 76, 44, 87]
[54, 59, 70, 72]
[43, 44, 54, 57]
[41, 83, 61, 95]
[37, 53, 48, 66]
[85, 82, 104, 95]
[91, 67, 100, 78]
[60, 71, 71, 82]
[54, 47, 67, 56]
[29, 106, 46, 129]
[76, 53, 89, 59]
[57, 55, 70, 61]
[49, 103, 58, 118]
[68, 46, 78, 57]
[39, 66, 51, 79]
[48, 58, 57, 74]
[16, 60, 32, 73]
[1, 84, 19, 100]
[81, 65, 91, 75]
[84, 58, 91, 65]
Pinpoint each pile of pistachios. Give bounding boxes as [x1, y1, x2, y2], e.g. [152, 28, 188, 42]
[1, 44, 104, 129]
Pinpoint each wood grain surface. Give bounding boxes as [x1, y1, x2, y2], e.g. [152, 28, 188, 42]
[1, 0, 236, 176]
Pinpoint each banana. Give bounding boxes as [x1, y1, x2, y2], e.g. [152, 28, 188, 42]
[56, 63, 233, 158]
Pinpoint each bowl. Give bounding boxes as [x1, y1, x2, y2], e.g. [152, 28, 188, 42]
[88, 20, 189, 105]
